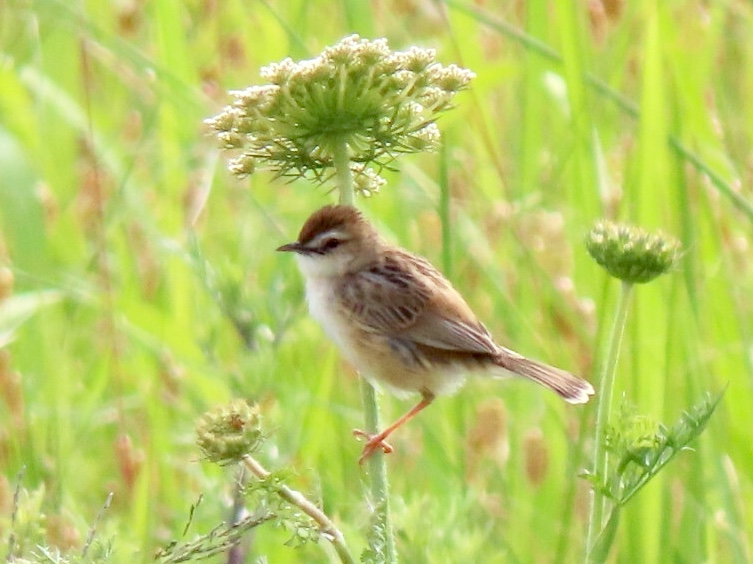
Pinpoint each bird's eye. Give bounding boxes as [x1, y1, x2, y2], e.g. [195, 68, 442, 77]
[321, 238, 341, 252]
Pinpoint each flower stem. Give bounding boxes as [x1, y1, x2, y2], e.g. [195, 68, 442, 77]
[242, 455, 355, 564]
[334, 141, 355, 206]
[586, 280, 634, 562]
[332, 138, 397, 563]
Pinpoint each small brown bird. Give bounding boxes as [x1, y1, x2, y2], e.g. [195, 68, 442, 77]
[278, 205, 594, 463]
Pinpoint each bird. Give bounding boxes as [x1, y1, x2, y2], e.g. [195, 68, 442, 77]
[277, 205, 594, 463]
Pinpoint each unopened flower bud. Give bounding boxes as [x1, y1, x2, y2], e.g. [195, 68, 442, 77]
[586, 221, 681, 284]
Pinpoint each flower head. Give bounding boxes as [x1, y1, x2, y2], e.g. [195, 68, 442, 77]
[206, 34, 474, 188]
[586, 221, 682, 284]
[196, 399, 263, 465]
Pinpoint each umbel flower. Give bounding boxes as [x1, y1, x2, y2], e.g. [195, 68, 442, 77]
[206, 34, 475, 196]
[196, 399, 263, 465]
[586, 220, 682, 284]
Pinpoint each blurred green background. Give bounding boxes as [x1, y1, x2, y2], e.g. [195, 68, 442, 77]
[1, 0, 751, 562]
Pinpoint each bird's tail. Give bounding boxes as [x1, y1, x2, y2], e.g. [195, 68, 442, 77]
[493, 347, 595, 404]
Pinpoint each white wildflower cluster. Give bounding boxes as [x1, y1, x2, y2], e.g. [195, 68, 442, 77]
[206, 34, 475, 187]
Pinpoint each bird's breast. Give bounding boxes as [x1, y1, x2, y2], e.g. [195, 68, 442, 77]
[304, 276, 360, 362]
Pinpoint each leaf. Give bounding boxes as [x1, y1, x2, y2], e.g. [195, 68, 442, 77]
[0, 290, 64, 344]
[588, 507, 621, 564]
[579, 470, 617, 501]
[616, 390, 724, 506]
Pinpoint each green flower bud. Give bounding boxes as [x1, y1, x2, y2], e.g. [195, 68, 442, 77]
[586, 221, 682, 284]
[196, 400, 263, 465]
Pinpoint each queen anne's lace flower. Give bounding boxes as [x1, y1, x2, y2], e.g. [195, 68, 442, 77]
[206, 34, 475, 187]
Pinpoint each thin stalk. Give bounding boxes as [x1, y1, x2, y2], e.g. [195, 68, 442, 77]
[332, 138, 398, 563]
[439, 141, 452, 276]
[586, 281, 634, 562]
[360, 377, 398, 561]
[242, 455, 355, 564]
[334, 140, 355, 207]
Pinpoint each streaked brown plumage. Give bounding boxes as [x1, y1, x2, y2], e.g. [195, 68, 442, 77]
[279, 205, 595, 462]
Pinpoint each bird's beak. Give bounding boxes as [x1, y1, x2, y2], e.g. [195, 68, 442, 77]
[277, 242, 303, 253]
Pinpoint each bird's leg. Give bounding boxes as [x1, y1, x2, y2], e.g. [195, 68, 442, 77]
[353, 392, 435, 464]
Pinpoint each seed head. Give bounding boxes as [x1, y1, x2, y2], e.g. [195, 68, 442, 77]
[196, 400, 263, 465]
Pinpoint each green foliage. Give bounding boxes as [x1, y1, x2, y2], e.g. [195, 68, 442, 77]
[155, 511, 276, 563]
[602, 392, 723, 506]
[2, 476, 114, 563]
[4, 481, 47, 560]
[584, 392, 724, 561]
[154, 462, 324, 562]
[360, 499, 390, 564]
[240, 468, 323, 550]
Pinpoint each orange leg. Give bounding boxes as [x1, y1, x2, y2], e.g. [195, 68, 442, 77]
[353, 393, 435, 464]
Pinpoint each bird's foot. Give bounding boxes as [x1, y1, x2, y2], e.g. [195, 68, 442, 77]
[352, 429, 394, 464]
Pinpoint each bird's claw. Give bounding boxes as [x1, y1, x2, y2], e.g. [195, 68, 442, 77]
[352, 429, 394, 464]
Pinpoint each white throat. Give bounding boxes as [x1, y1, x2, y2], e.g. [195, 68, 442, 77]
[294, 252, 351, 280]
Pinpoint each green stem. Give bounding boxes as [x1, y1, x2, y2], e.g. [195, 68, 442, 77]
[242, 455, 355, 564]
[360, 378, 398, 561]
[332, 138, 397, 563]
[439, 141, 452, 276]
[586, 281, 634, 562]
[588, 506, 622, 564]
[334, 141, 355, 206]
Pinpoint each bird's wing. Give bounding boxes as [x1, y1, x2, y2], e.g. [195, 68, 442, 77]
[338, 251, 498, 355]
[338, 252, 431, 333]
[405, 312, 498, 355]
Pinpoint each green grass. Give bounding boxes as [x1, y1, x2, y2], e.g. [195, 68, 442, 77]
[1, 0, 752, 562]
